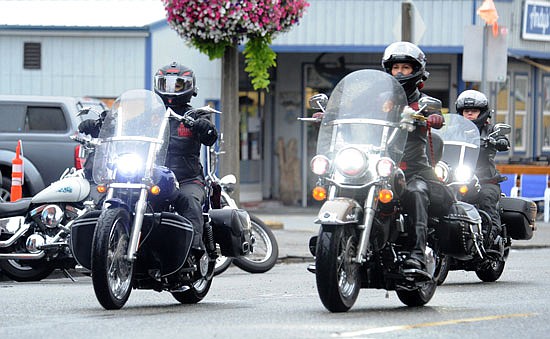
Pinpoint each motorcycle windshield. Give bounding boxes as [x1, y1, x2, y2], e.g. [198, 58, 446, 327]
[316, 69, 408, 184]
[92, 89, 169, 184]
[434, 114, 480, 172]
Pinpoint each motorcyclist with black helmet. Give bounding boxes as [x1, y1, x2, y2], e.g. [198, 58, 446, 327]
[382, 41, 444, 273]
[153, 62, 218, 251]
[456, 89, 509, 252]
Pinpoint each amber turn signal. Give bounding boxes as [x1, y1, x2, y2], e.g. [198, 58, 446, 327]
[378, 189, 393, 203]
[459, 185, 469, 195]
[312, 186, 327, 201]
[150, 185, 161, 195]
[96, 185, 107, 193]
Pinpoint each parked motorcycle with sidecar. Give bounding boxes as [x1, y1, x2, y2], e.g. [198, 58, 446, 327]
[433, 113, 537, 284]
[70, 89, 251, 309]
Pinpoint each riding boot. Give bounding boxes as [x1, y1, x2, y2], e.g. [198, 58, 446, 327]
[401, 179, 429, 272]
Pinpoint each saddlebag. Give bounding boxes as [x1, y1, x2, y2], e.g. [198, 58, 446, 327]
[210, 209, 251, 257]
[435, 202, 482, 260]
[70, 210, 101, 270]
[500, 197, 537, 240]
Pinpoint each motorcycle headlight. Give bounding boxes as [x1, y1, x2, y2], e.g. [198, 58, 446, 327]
[335, 148, 367, 177]
[435, 162, 450, 184]
[376, 157, 395, 177]
[310, 155, 330, 176]
[454, 165, 472, 182]
[115, 153, 143, 177]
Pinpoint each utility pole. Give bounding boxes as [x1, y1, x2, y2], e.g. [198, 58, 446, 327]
[402, 1, 413, 42]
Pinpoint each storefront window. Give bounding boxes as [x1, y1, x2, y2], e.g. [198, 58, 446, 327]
[542, 75, 550, 152]
[513, 75, 528, 152]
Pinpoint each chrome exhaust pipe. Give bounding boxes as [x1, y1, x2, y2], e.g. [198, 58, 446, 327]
[0, 223, 30, 248]
[0, 251, 45, 260]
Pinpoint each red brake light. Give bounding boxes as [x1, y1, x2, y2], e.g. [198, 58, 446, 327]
[74, 145, 84, 170]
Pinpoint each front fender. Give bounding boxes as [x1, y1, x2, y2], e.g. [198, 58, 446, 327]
[316, 198, 362, 225]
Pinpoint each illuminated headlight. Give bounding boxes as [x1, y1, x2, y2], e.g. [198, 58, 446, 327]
[115, 153, 143, 177]
[376, 157, 395, 177]
[454, 165, 472, 182]
[335, 148, 367, 177]
[40, 204, 64, 228]
[311, 155, 330, 175]
[435, 162, 450, 183]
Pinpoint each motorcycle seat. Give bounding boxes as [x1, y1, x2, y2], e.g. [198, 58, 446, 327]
[0, 198, 33, 217]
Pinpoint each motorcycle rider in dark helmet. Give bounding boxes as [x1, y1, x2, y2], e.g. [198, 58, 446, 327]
[456, 89, 509, 253]
[153, 62, 218, 251]
[382, 41, 445, 273]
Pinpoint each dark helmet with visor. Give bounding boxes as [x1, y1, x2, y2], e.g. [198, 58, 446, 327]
[456, 89, 491, 128]
[153, 62, 197, 107]
[381, 42, 429, 97]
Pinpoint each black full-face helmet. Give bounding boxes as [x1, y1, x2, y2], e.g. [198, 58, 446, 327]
[153, 62, 197, 108]
[456, 89, 490, 128]
[381, 41, 429, 97]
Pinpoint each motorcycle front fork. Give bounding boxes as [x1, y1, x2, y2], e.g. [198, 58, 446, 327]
[355, 185, 378, 264]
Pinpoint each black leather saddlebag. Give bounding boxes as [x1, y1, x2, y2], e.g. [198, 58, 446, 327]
[210, 209, 251, 257]
[435, 202, 482, 260]
[70, 210, 101, 270]
[500, 197, 537, 240]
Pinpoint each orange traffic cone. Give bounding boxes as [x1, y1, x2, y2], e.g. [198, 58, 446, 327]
[11, 140, 23, 202]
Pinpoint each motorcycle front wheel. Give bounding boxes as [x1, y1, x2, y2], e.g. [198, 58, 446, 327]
[233, 215, 278, 273]
[91, 208, 134, 310]
[475, 255, 506, 282]
[315, 224, 360, 313]
[172, 254, 214, 304]
[213, 254, 232, 276]
[0, 259, 55, 282]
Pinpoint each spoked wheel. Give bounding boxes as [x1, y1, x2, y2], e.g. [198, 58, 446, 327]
[233, 215, 278, 273]
[315, 224, 360, 313]
[213, 254, 232, 276]
[172, 252, 214, 304]
[91, 208, 134, 310]
[0, 259, 55, 282]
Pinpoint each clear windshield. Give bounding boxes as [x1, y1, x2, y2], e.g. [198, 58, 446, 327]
[433, 114, 480, 170]
[92, 89, 168, 184]
[316, 70, 408, 183]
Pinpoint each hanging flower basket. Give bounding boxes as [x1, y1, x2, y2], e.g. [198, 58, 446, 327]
[163, 0, 310, 90]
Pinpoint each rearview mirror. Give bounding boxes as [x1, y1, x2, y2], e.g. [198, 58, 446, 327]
[309, 93, 328, 112]
[493, 123, 511, 136]
[418, 97, 442, 114]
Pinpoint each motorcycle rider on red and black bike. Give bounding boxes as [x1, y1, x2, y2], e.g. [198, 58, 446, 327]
[456, 89, 509, 253]
[153, 62, 218, 252]
[382, 41, 445, 274]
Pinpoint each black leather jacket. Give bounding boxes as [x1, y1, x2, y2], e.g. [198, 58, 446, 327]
[165, 104, 218, 183]
[477, 122, 509, 183]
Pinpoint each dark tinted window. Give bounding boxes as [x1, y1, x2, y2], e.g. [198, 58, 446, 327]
[25, 106, 68, 132]
[0, 104, 26, 132]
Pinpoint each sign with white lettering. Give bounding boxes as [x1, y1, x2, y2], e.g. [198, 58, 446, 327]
[522, 0, 550, 41]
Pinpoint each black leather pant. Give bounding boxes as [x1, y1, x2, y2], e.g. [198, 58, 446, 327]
[174, 182, 206, 249]
[400, 177, 430, 265]
[476, 183, 502, 238]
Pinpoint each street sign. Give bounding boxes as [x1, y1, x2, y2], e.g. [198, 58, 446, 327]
[393, 1, 426, 44]
[462, 25, 508, 83]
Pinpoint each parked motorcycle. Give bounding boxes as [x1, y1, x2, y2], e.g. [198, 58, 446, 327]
[303, 69, 487, 312]
[208, 143, 278, 275]
[433, 114, 537, 284]
[70, 89, 251, 310]
[0, 135, 102, 282]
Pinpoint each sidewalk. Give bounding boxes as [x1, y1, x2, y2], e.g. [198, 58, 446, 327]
[248, 201, 549, 261]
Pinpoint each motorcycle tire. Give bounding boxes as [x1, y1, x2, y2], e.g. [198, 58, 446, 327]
[0, 259, 55, 282]
[214, 255, 232, 276]
[435, 255, 451, 286]
[172, 256, 214, 304]
[475, 258, 506, 282]
[233, 215, 279, 274]
[91, 208, 134, 310]
[315, 224, 360, 313]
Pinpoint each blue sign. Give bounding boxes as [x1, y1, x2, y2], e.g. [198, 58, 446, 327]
[522, 0, 550, 41]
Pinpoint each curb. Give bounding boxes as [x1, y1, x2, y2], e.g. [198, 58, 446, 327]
[263, 219, 284, 230]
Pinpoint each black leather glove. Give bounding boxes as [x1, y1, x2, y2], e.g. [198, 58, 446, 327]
[495, 137, 509, 151]
[193, 118, 214, 135]
[78, 119, 100, 137]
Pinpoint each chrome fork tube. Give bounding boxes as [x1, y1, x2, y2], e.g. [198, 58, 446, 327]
[355, 185, 378, 263]
[127, 187, 148, 261]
